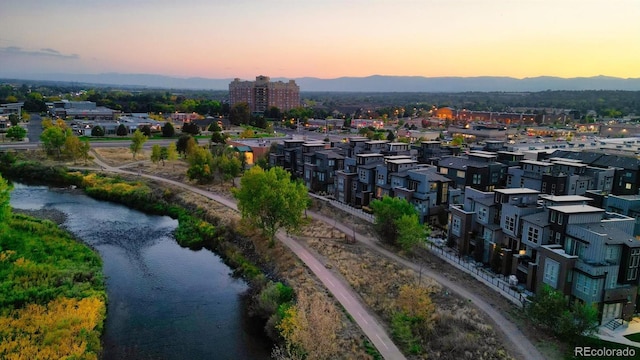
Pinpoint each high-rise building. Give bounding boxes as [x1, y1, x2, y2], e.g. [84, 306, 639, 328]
[229, 75, 300, 113]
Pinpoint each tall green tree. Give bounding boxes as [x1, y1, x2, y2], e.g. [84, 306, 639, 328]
[91, 125, 105, 137]
[186, 146, 214, 183]
[166, 142, 178, 162]
[150, 144, 162, 166]
[229, 102, 250, 125]
[116, 124, 128, 136]
[40, 126, 67, 158]
[232, 166, 308, 247]
[162, 122, 175, 137]
[129, 129, 147, 159]
[395, 213, 430, 251]
[79, 139, 91, 165]
[370, 196, 421, 247]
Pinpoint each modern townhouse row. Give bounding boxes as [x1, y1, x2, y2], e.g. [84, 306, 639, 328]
[269, 136, 640, 325]
[447, 150, 640, 326]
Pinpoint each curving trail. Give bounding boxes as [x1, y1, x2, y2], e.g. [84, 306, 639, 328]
[88, 153, 544, 360]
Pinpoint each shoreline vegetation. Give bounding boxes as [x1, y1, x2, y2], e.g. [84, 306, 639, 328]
[0, 177, 106, 359]
[0, 152, 375, 359]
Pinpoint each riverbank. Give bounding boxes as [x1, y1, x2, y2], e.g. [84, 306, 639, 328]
[0, 151, 375, 359]
[0, 185, 107, 359]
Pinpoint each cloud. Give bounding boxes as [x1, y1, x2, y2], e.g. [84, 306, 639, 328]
[0, 46, 79, 59]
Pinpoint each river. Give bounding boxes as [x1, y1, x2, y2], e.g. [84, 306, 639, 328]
[9, 183, 272, 360]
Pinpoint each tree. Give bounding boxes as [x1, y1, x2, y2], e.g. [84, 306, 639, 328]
[63, 131, 83, 163]
[6, 125, 26, 141]
[526, 284, 598, 342]
[182, 122, 200, 135]
[140, 125, 151, 137]
[370, 196, 421, 247]
[166, 142, 178, 162]
[91, 125, 105, 137]
[387, 130, 396, 142]
[214, 151, 242, 185]
[229, 102, 250, 125]
[277, 292, 341, 360]
[208, 121, 222, 133]
[79, 139, 91, 165]
[129, 129, 147, 159]
[176, 135, 194, 157]
[40, 126, 67, 158]
[162, 122, 175, 137]
[116, 124, 128, 136]
[232, 166, 308, 247]
[395, 213, 429, 251]
[150, 144, 162, 166]
[186, 146, 214, 183]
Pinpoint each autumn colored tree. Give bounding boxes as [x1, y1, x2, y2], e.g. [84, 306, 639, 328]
[232, 166, 308, 247]
[150, 144, 162, 166]
[277, 292, 341, 360]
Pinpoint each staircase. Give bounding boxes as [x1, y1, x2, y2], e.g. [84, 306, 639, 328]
[604, 318, 624, 331]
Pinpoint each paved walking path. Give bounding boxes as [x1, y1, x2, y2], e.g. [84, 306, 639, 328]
[87, 153, 545, 359]
[88, 155, 406, 360]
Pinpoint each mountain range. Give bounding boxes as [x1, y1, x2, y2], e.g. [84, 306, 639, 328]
[2, 73, 640, 92]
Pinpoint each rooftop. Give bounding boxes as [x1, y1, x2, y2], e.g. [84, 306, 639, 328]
[547, 204, 604, 214]
[539, 195, 593, 203]
[495, 188, 540, 195]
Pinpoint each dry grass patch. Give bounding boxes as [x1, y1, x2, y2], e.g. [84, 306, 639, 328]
[301, 222, 514, 360]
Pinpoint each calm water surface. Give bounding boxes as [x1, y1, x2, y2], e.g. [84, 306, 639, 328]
[9, 183, 272, 360]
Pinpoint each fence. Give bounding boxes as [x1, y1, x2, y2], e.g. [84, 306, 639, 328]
[425, 242, 531, 307]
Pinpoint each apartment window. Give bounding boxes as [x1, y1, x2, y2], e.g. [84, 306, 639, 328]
[627, 249, 640, 281]
[550, 211, 557, 223]
[440, 168, 448, 175]
[543, 259, 559, 288]
[520, 178, 525, 188]
[328, 159, 335, 167]
[626, 183, 632, 190]
[457, 170, 465, 178]
[505, 216, 515, 233]
[477, 207, 487, 222]
[527, 226, 540, 244]
[451, 216, 461, 236]
[318, 172, 325, 182]
[473, 174, 481, 185]
[507, 175, 512, 186]
[492, 172, 499, 183]
[555, 232, 561, 244]
[541, 182, 547, 192]
[605, 246, 618, 264]
[575, 273, 598, 297]
[551, 183, 556, 195]
[408, 180, 419, 191]
[557, 214, 563, 225]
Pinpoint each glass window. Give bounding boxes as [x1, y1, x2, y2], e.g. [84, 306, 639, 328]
[451, 216, 461, 236]
[543, 259, 559, 288]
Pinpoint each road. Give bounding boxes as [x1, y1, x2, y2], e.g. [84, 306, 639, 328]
[88, 154, 406, 360]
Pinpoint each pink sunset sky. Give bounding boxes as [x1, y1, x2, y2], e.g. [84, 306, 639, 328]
[1, 0, 638, 80]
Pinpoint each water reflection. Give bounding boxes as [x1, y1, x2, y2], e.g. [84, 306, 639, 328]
[9, 184, 271, 360]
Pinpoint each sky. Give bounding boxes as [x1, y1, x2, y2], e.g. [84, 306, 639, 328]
[1, 0, 639, 80]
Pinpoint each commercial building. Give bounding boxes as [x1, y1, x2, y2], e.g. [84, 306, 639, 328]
[229, 75, 300, 113]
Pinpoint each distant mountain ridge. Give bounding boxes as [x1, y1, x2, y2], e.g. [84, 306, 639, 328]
[1, 72, 640, 92]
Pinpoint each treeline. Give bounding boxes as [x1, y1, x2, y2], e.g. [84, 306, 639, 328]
[0, 174, 106, 359]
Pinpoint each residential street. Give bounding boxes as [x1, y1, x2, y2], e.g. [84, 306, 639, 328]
[89, 153, 544, 360]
